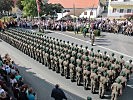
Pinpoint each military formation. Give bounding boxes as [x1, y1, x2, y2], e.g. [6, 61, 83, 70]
[0, 28, 133, 100]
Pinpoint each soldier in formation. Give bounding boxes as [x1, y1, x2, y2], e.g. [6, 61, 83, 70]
[0, 28, 133, 100]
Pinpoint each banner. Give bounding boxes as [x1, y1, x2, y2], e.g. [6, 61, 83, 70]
[36, 0, 41, 13]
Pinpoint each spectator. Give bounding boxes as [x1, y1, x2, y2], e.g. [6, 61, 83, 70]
[26, 87, 35, 100]
[51, 84, 67, 100]
[19, 87, 28, 100]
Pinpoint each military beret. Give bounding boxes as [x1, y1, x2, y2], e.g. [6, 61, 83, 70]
[109, 66, 113, 70]
[91, 48, 93, 51]
[67, 41, 69, 43]
[120, 55, 123, 58]
[129, 59, 132, 63]
[93, 69, 97, 73]
[116, 61, 119, 64]
[85, 46, 88, 49]
[101, 63, 104, 66]
[75, 44, 78, 47]
[112, 53, 115, 56]
[104, 51, 107, 54]
[60, 40, 62, 42]
[63, 41, 65, 43]
[97, 50, 100, 52]
[85, 57, 89, 61]
[71, 43, 74, 45]
[80, 45, 83, 47]
[87, 97, 92, 100]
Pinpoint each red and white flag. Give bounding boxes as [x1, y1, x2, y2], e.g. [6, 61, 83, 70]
[36, 0, 41, 13]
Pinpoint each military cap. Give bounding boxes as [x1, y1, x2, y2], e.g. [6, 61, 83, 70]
[53, 38, 55, 40]
[121, 72, 126, 76]
[120, 55, 123, 58]
[109, 66, 113, 70]
[63, 41, 65, 43]
[116, 61, 119, 64]
[101, 63, 104, 67]
[85, 46, 88, 49]
[97, 50, 100, 52]
[67, 41, 69, 43]
[80, 45, 83, 48]
[116, 79, 121, 84]
[91, 48, 93, 51]
[60, 40, 62, 42]
[87, 97, 92, 100]
[93, 69, 97, 73]
[91, 53, 94, 57]
[85, 57, 89, 61]
[75, 44, 78, 47]
[56, 39, 58, 41]
[129, 59, 132, 63]
[71, 43, 74, 46]
[112, 53, 115, 56]
[103, 72, 108, 77]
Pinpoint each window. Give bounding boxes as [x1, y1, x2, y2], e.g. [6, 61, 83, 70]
[127, 9, 131, 13]
[84, 12, 87, 15]
[120, 9, 124, 13]
[90, 11, 93, 15]
[112, 8, 117, 13]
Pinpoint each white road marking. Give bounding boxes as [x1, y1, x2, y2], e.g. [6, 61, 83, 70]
[53, 31, 133, 59]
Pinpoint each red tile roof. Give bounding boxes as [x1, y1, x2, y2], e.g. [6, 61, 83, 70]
[48, 0, 99, 8]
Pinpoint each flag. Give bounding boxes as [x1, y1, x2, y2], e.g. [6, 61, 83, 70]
[36, 0, 41, 13]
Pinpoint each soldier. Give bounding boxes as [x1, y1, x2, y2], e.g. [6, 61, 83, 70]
[89, 48, 94, 57]
[59, 54, 64, 75]
[110, 53, 115, 63]
[76, 62, 83, 86]
[99, 72, 109, 99]
[83, 64, 91, 90]
[119, 55, 125, 70]
[91, 31, 95, 46]
[90, 69, 98, 93]
[103, 51, 108, 61]
[128, 60, 133, 74]
[107, 66, 116, 86]
[117, 72, 127, 88]
[69, 59, 76, 82]
[111, 79, 122, 100]
[63, 56, 69, 79]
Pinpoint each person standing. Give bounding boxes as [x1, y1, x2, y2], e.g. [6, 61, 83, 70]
[51, 84, 67, 100]
[91, 31, 95, 46]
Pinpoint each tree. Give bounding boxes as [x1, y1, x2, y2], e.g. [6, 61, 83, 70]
[43, 3, 64, 16]
[16, 0, 24, 10]
[21, 0, 45, 17]
[0, 0, 14, 18]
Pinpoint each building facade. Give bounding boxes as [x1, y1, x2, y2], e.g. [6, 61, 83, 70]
[48, 0, 104, 18]
[108, 0, 133, 17]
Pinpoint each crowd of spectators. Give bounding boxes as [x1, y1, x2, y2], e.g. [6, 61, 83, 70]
[0, 54, 36, 100]
[0, 17, 133, 36]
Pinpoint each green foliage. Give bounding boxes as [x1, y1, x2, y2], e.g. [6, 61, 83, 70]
[43, 3, 64, 16]
[20, 0, 63, 17]
[21, 0, 38, 17]
[93, 29, 101, 36]
[16, 0, 24, 10]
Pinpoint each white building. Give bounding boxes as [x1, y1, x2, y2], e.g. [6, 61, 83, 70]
[48, 0, 104, 18]
[108, 0, 133, 17]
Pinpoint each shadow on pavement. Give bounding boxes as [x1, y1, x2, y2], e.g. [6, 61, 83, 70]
[17, 65, 85, 100]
